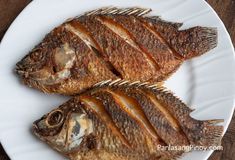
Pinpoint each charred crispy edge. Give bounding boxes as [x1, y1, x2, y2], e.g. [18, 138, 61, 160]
[79, 95, 131, 148]
[84, 7, 152, 17]
[92, 79, 224, 146]
[96, 15, 161, 71]
[65, 21, 123, 78]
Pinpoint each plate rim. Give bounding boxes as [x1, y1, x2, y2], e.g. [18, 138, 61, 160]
[0, 0, 234, 160]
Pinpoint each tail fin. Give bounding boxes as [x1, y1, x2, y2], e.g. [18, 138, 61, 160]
[191, 119, 223, 147]
[144, 17, 218, 59]
[177, 27, 218, 59]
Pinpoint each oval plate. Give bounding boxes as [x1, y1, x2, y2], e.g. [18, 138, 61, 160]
[0, 0, 234, 160]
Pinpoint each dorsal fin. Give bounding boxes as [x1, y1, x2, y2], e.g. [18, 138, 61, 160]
[92, 79, 194, 112]
[85, 7, 152, 17]
[93, 80, 185, 130]
[93, 79, 162, 89]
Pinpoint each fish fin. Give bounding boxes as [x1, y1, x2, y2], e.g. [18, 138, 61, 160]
[144, 17, 217, 59]
[153, 86, 223, 146]
[196, 120, 224, 147]
[151, 85, 196, 112]
[148, 85, 223, 146]
[93, 79, 128, 87]
[85, 7, 152, 17]
[180, 27, 218, 59]
[205, 119, 224, 125]
[94, 80, 195, 113]
[148, 17, 218, 59]
[92, 80, 224, 147]
[93, 79, 113, 87]
[155, 81, 164, 86]
[150, 86, 223, 147]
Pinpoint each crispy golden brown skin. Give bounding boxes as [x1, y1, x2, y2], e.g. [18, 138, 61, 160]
[15, 7, 217, 95]
[32, 80, 223, 160]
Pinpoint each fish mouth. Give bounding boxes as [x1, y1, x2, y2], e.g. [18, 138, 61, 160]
[15, 63, 30, 78]
[32, 123, 41, 138]
[32, 122, 46, 142]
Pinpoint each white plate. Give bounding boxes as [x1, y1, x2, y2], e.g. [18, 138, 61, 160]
[0, 0, 234, 160]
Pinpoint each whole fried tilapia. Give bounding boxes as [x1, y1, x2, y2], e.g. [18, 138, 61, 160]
[32, 80, 223, 160]
[16, 7, 217, 95]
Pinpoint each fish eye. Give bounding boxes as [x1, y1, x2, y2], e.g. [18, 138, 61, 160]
[29, 49, 44, 62]
[46, 109, 64, 128]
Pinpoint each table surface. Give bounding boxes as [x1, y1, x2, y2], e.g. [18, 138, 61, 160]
[0, 0, 234, 160]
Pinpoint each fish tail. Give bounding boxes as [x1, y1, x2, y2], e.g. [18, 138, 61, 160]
[144, 17, 217, 60]
[193, 119, 223, 147]
[177, 27, 218, 59]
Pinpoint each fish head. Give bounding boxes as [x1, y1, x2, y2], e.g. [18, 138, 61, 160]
[32, 103, 93, 153]
[15, 28, 76, 92]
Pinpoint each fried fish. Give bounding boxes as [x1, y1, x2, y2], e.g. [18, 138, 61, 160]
[16, 7, 217, 95]
[32, 80, 223, 160]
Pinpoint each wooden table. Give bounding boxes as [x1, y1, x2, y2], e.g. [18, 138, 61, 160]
[0, 0, 234, 159]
